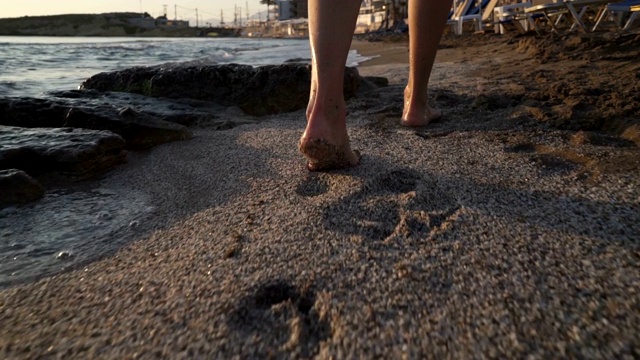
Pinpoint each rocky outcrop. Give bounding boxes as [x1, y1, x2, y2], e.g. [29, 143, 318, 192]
[0, 126, 126, 179]
[0, 169, 45, 208]
[0, 95, 193, 150]
[80, 63, 364, 116]
[64, 106, 192, 150]
[0, 64, 386, 207]
[0, 97, 68, 128]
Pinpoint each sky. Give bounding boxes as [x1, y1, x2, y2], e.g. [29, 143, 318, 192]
[3, 0, 269, 25]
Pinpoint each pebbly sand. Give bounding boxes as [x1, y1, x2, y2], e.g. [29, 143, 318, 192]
[1, 32, 639, 358]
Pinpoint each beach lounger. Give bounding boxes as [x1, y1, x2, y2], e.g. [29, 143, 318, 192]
[447, 0, 474, 34]
[482, 0, 503, 20]
[525, 0, 613, 33]
[566, 0, 616, 31]
[592, 0, 640, 31]
[493, 2, 535, 34]
[633, 3, 640, 29]
[448, 0, 491, 34]
[524, 1, 569, 33]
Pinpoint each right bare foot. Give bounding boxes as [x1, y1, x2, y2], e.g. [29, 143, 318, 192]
[300, 79, 361, 171]
[299, 136, 360, 171]
[401, 86, 442, 127]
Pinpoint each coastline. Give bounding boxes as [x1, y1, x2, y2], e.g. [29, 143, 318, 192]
[351, 38, 409, 68]
[1, 32, 639, 357]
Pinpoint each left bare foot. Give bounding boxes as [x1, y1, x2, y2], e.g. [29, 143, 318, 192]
[299, 137, 361, 171]
[401, 86, 442, 127]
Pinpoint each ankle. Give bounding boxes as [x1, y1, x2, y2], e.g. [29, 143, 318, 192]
[404, 87, 428, 107]
[307, 100, 347, 126]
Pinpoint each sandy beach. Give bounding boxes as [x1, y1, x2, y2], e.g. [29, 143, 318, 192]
[1, 32, 639, 358]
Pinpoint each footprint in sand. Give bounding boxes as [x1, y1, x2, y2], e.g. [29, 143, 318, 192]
[503, 140, 586, 178]
[228, 280, 329, 357]
[322, 168, 461, 243]
[366, 168, 422, 194]
[295, 174, 330, 198]
[405, 184, 461, 240]
[531, 153, 581, 177]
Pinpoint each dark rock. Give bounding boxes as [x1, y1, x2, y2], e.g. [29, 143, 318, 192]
[37, 92, 223, 129]
[64, 106, 192, 150]
[363, 76, 389, 88]
[0, 126, 126, 180]
[284, 58, 312, 64]
[356, 76, 391, 96]
[80, 66, 159, 95]
[0, 169, 45, 208]
[80, 63, 363, 116]
[0, 96, 194, 150]
[0, 97, 67, 128]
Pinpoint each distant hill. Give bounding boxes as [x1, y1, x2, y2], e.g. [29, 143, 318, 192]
[0, 13, 239, 37]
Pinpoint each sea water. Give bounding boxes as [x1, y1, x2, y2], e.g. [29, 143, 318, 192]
[0, 36, 371, 287]
[0, 36, 372, 96]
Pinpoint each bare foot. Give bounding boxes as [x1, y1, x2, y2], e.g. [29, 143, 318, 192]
[401, 86, 442, 127]
[300, 90, 360, 171]
[299, 137, 361, 171]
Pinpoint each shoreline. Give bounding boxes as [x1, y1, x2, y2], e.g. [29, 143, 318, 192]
[351, 39, 409, 68]
[1, 32, 639, 357]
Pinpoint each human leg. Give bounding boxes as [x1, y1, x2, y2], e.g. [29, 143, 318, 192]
[402, 0, 453, 127]
[299, 0, 362, 171]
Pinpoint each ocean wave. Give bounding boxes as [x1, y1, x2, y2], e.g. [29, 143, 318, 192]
[157, 53, 240, 67]
[3, 37, 314, 96]
[0, 81, 21, 89]
[347, 50, 375, 67]
[233, 46, 262, 52]
[83, 44, 159, 52]
[219, 51, 235, 60]
[0, 81, 24, 96]
[0, 187, 153, 286]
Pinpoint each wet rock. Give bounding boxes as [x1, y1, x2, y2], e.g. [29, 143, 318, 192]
[0, 169, 45, 208]
[64, 106, 192, 150]
[0, 97, 67, 128]
[80, 63, 364, 116]
[0, 97, 193, 150]
[284, 58, 311, 64]
[363, 76, 389, 88]
[0, 126, 126, 179]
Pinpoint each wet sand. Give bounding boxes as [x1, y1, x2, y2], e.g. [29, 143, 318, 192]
[1, 32, 639, 358]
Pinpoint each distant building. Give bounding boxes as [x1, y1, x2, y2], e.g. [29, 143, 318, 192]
[356, 0, 386, 33]
[155, 15, 190, 28]
[276, 0, 308, 20]
[356, 0, 407, 33]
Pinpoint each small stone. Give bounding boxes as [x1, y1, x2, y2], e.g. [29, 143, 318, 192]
[224, 245, 240, 259]
[0, 169, 45, 208]
[118, 107, 137, 117]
